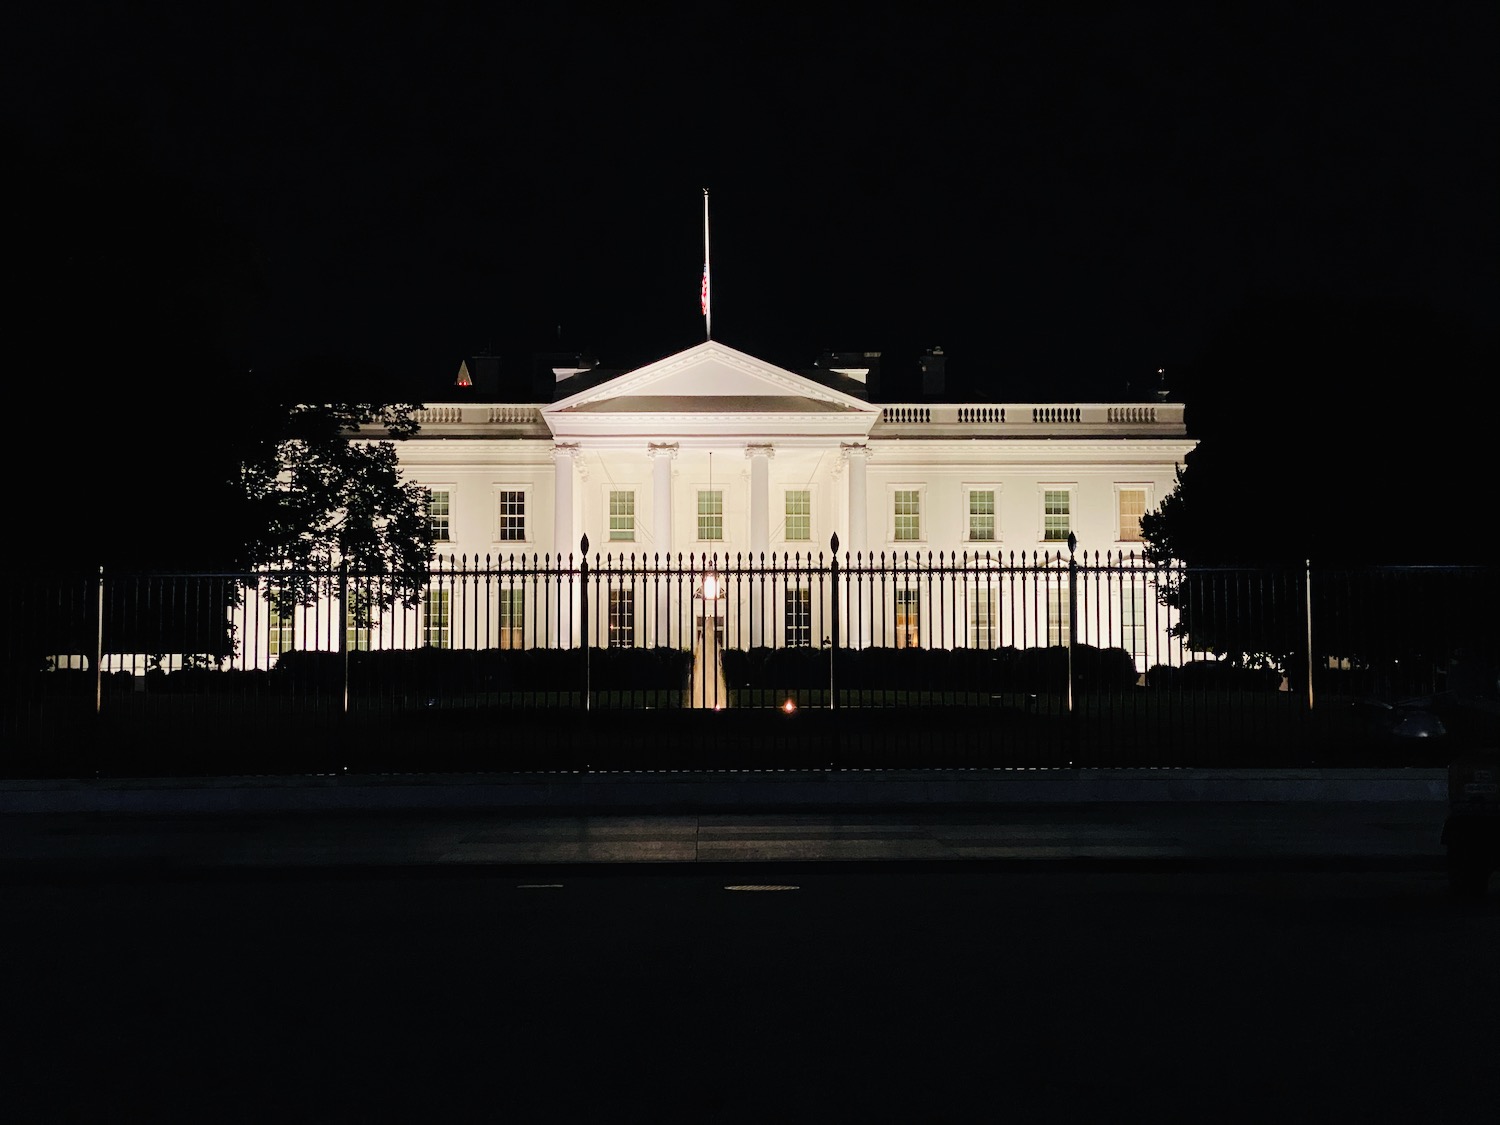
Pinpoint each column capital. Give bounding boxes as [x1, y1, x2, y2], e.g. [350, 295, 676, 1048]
[647, 442, 679, 461]
[836, 442, 870, 476]
[553, 442, 586, 480]
[744, 443, 775, 460]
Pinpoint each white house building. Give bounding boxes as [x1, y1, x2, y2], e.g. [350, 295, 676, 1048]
[404, 340, 1191, 566]
[372, 339, 1196, 674]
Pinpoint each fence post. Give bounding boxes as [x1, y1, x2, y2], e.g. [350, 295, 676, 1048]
[579, 534, 591, 712]
[829, 534, 840, 711]
[338, 559, 349, 716]
[1304, 558, 1315, 711]
[1066, 533, 1078, 715]
[94, 565, 104, 717]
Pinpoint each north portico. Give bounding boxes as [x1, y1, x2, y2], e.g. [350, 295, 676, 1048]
[542, 340, 881, 560]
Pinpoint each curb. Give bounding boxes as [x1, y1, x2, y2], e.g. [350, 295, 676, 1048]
[0, 768, 1449, 815]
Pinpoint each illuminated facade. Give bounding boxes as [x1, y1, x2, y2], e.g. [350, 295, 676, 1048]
[400, 340, 1193, 575]
[369, 340, 1198, 672]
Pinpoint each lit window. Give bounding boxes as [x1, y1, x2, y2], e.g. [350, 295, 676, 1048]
[609, 490, 635, 541]
[1043, 489, 1071, 542]
[785, 586, 811, 647]
[968, 489, 996, 541]
[427, 489, 451, 542]
[894, 490, 921, 541]
[609, 588, 635, 647]
[268, 589, 295, 659]
[1118, 488, 1147, 543]
[1047, 582, 1070, 646]
[968, 587, 996, 649]
[1120, 583, 1147, 667]
[697, 490, 723, 541]
[499, 587, 524, 650]
[424, 588, 450, 649]
[785, 490, 811, 542]
[497, 491, 526, 541]
[896, 588, 920, 648]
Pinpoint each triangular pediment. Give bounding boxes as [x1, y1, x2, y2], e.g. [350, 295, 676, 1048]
[544, 341, 876, 416]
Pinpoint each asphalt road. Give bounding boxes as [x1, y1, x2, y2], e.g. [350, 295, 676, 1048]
[4, 865, 1495, 1124]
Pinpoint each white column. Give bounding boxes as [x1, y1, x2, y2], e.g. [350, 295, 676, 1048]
[648, 443, 678, 648]
[648, 443, 678, 555]
[744, 444, 775, 649]
[842, 443, 869, 556]
[553, 443, 580, 560]
[841, 442, 871, 651]
[745, 443, 774, 558]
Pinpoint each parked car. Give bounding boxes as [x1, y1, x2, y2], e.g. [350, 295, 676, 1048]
[1441, 747, 1500, 897]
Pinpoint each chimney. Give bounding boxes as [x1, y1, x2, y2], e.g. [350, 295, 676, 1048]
[920, 346, 946, 398]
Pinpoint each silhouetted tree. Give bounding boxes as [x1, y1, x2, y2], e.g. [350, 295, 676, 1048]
[1148, 294, 1491, 567]
[1142, 294, 1495, 669]
[235, 402, 434, 619]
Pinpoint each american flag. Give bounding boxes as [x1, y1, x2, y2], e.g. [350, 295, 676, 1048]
[700, 264, 710, 316]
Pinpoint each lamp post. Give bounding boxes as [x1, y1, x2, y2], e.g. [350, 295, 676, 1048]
[695, 565, 723, 709]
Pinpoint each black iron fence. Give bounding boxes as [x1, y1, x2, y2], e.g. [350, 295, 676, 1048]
[4, 543, 1497, 775]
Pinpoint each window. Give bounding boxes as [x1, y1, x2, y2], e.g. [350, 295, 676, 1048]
[499, 587, 525, 650]
[345, 589, 373, 653]
[1047, 581, 1070, 647]
[697, 490, 723, 541]
[785, 586, 811, 647]
[895, 588, 920, 648]
[968, 586, 996, 649]
[497, 490, 527, 542]
[893, 489, 921, 542]
[424, 588, 450, 649]
[1043, 488, 1072, 542]
[784, 490, 811, 542]
[609, 490, 635, 541]
[967, 488, 997, 542]
[1118, 487, 1147, 543]
[609, 588, 635, 648]
[268, 589, 295, 659]
[1120, 583, 1147, 668]
[426, 488, 451, 543]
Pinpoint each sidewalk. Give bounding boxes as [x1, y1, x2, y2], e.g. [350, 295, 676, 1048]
[0, 767, 1454, 875]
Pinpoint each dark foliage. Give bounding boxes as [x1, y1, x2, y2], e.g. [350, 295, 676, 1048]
[1148, 294, 1493, 568]
[269, 645, 692, 696]
[723, 644, 1141, 694]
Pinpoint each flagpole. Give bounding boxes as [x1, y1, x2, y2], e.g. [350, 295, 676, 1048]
[702, 188, 712, 341]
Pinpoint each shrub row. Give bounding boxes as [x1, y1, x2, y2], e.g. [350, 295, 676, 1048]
[30, 647, 1302, 698]
[722, 644, 1143, 693]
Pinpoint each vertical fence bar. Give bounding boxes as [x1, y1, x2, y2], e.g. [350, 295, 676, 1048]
[829, 534, 840, 710]
[579, 535, 590, 712]
[1304, 558, 1315, 711]
[94, 565, 104, 717]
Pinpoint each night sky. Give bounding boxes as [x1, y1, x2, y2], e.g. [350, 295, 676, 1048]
[4, 4, 1495, 561]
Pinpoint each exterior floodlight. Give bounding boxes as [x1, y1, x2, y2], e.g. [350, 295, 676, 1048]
[699, 571, 722, 601]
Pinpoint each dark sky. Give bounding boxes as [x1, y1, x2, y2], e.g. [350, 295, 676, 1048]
[5, 2, 1496, 404]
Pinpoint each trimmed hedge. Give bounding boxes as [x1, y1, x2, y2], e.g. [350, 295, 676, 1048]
[723, 644, 1141, 694]
[271, 645, 692, 693]
[1145, 660, 1283, 692]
